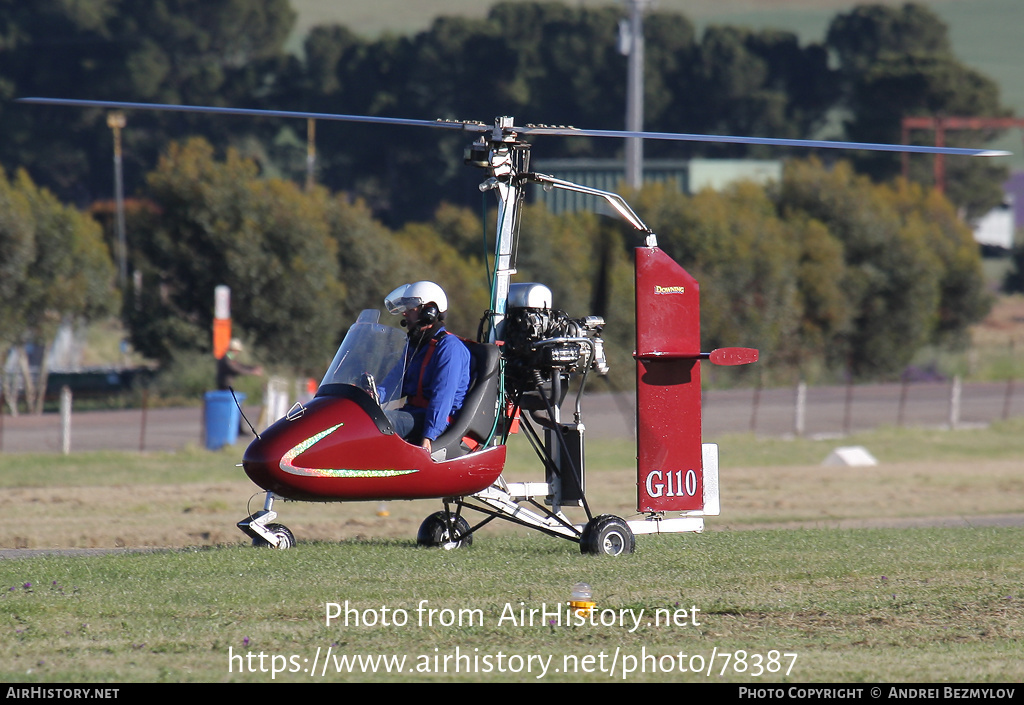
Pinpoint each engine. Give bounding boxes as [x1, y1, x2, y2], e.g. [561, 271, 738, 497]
[505, 308, 607, 373]
[502, 283, 608, 402]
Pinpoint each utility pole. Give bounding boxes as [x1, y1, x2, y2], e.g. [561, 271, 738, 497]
[306, 118, 317, 192]
[107, 111, 127, 286]
[621, 0, 650, 190]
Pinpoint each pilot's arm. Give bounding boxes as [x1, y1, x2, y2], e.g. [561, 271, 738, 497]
[420, 335, 471, 447]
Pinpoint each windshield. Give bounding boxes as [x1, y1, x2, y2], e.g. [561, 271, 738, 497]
[319, 309, 408, 406]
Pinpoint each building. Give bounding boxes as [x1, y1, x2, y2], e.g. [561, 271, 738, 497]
[532, 158, 783, 214]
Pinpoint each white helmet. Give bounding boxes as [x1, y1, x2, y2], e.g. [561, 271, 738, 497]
[384, 281, 448, 315]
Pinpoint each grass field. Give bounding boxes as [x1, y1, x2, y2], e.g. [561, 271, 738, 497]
[1, 529, 1021, 682]
[1, 422, 1022, 682]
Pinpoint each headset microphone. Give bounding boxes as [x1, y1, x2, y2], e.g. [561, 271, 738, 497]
[400, 302, 438, 334]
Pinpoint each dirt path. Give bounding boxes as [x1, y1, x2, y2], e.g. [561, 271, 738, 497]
[2, 458, 1021, 556]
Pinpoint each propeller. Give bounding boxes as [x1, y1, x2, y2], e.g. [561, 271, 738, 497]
[17, 97, 1011, 158]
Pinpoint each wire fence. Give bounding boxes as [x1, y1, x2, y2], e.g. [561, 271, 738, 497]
[0, 378, 1020, 455]
[702, 377, 1022, 439]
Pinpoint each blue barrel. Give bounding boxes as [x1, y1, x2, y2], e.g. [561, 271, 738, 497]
[204, 391, 246, 450]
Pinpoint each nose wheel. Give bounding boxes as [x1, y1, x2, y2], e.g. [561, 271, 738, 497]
[252, 522, 295, 549]
[238, 493, 296, 549]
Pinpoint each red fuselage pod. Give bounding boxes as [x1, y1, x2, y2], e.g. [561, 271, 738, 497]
[242, 385, 505, 502]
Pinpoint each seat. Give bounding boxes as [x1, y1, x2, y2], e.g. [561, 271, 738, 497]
[432, 341, 501, 460]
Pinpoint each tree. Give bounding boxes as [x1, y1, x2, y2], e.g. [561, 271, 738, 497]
[5, 0, 1011, 231]
[775, 159, 987, 378]
[788, 214, 851, 368]
[0, 0, 298, 206]
[324, 194, 415, 327]
[825, 3, 1009, 217]
[827, 2, 952, 74]
[637, 182, 801, 370]
[126, 138, 344, 371]
[393, 210, 492, 340]
[885, 180, 992, 347]
[614, 159, 990, 382]
[0, 166, 119, 413]
[672, 26, 837, 154]
[0, 167, 37, 411]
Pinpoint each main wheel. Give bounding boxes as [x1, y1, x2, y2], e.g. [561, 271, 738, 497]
[417, 511, 473, 550]
[253, 523, 295, 549]
[579, 515, 635, 556]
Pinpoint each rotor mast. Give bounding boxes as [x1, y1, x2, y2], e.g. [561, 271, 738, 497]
[470, 116, 661, 343]
[470, 117, 527, 343]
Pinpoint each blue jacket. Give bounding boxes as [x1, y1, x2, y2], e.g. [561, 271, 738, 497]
[402, 328, 470, 441]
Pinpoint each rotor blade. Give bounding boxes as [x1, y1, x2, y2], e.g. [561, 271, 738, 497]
[519, 126, 1010, 158]
[16, 97, 491, 133]
[18, 97, 1010, 157]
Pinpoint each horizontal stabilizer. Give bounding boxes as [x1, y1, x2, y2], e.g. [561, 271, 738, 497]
[635, 347, 759, 365]
[708, 347, 759, 366]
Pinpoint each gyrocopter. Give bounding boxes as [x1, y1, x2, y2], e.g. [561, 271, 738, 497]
[19, 97, 1008, 555]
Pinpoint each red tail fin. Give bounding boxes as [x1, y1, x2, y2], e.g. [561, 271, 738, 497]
[634, 247, 704, 512]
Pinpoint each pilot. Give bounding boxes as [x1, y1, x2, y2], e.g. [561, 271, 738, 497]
[383, 281, 470, 453]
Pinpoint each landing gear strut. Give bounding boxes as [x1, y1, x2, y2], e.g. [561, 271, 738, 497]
[238, 493, 295, 549]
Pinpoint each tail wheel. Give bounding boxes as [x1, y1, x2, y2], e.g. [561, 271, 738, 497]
[580, 515, 635, 556]
[417, 511, 473, 550]
[253, 523, 295, 549]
